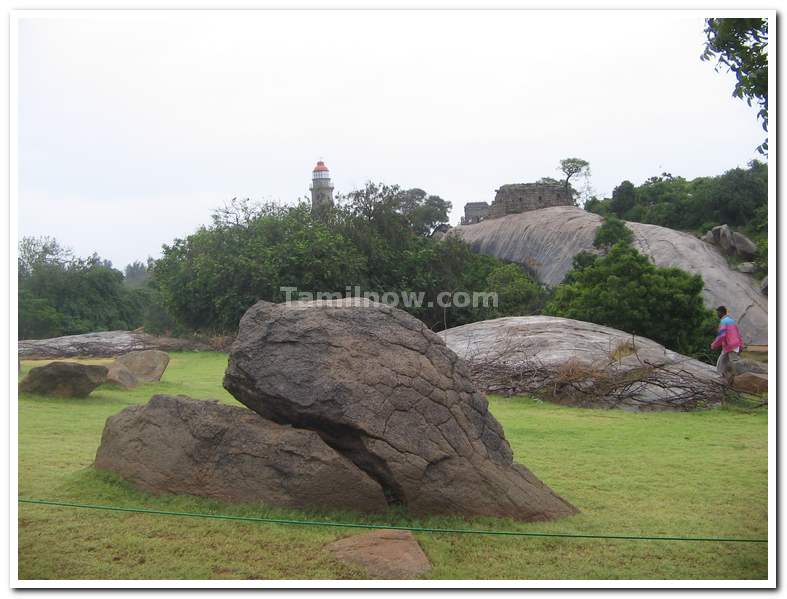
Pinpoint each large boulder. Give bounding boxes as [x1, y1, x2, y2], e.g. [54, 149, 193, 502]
[443, 316, 726, 411]
[223, 298, 577, 522]
[105, 362, 139, 389]
[95, 395, 388, 513]
[18, 330, 211, 360]
[452, 206, 768, 344]
[732, 231, 758, 259]
[116, 350, 170, 382]
[19, 362, 107, 397]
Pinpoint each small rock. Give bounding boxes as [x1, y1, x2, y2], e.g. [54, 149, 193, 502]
[327, 530, 432, 579]
[761, 276, 768, 296]
[105, 362, 139, 389]
[19, 362, 107, 397]
[701, 230, 715, 244]
[737, 262, 756, 274]
[730, 357, 767, 376]
[116, 350, 170, 382]
[732, 372, 768, 394]
[732, 232, 757, 259]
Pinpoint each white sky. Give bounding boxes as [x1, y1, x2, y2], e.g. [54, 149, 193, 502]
[17, 10, 766, 269]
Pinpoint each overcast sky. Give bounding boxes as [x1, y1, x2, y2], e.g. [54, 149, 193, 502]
[17, 10, 765, 269]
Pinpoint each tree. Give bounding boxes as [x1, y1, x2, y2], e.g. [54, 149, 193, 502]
[701, 18, 768, 154]
[558, 158, 590, 204]
[608, 181, 636, 218]
[593, 215, 633, 250]
[18, 237, 148, 339]
[545, 242, 717, 359]
[485, 263, 546, 317]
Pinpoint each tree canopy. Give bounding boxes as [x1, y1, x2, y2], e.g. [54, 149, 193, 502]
[18, 238, 149, 339]
[152, 183, 544, 334]
[702, 18, 768, 154]
[545, 242, 717, 360]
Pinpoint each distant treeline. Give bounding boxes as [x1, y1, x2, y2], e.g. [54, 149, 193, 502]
[19, 164, 766, 365]
[585, 160, 767, 276]
[18, 185, 546, 340]
[585, 160, 766, 234]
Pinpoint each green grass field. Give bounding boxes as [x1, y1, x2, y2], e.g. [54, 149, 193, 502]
[18, 352, 768, 580]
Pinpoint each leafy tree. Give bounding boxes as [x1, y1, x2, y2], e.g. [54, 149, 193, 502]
[18, 238, 147, 339]
[152, 184, 541, 334]
[154, 203, 367, 332]
[588, 162, 766, 235]
[545, 243, 717, 359]
[701, 18, 768, 153]
[558, 158, 590, 203]
[608, 181, 636, 217]
[485, 263, 546, 317]
[593, 215, 633, 249]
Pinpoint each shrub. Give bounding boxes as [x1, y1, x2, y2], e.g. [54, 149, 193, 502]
[545, 243, 718, 360]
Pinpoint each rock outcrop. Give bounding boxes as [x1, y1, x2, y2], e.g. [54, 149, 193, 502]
[452, 206, 768, 344]
[95, 395, 388, 513]
[116, 350, 170, 382]
[223, 298, 577, 521]
[443, 316, 726, 411]
[19, 362, 107, 397]
[18, 331, 211, 360]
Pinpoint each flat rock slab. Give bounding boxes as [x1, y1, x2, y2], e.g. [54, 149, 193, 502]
[327, 530, 432, 579]
[453, 206, 768, 345]
[95, 395, 388, 512]
[116, 350, 170, 382]
[224, 298, 577, 521]
[19, 362, 107, 397]
[444, 316, 725, 411]
[18, 330, 211, 360]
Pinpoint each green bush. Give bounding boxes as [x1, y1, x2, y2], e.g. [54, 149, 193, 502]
[485, 263, 546, 317]
[593, 215, 633, 249]
[545, 242, 718, 360]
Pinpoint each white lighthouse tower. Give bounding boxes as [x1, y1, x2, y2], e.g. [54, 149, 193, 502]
[310, 160, 334, 212]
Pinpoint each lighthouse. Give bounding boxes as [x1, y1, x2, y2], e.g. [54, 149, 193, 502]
[310, 160, 334, 212]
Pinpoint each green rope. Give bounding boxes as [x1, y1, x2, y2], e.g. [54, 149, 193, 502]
[18, 498, 766, 544]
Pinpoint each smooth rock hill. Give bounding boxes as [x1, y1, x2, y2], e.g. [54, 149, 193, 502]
[443, 316, 725, 411]
[95, 395, 388, 513]
[452, 206, 768, 345]
[224, 298, 577, 521]
[18, 331, 211, 359]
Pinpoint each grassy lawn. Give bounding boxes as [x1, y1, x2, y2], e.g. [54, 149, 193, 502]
[18, 352, 768, 580]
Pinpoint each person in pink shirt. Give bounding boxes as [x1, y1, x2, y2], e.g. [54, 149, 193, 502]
[711, 305, 743, 380]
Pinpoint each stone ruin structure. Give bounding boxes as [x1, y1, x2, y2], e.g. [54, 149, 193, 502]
[461, 202, 491, 225]
[461, 182, 573, 224]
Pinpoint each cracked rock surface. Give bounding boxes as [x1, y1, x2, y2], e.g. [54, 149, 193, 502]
[95, 395, 388, 512]
[223, 298, 577, 521]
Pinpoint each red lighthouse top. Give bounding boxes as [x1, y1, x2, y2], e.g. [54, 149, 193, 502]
[313, 161, 329, 173]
